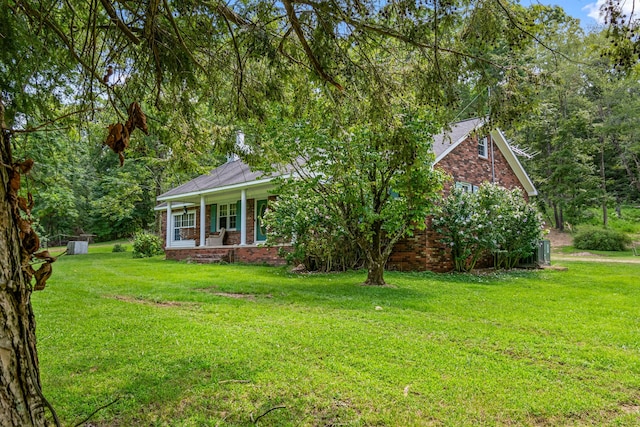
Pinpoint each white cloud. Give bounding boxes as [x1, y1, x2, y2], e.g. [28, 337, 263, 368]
[585, 0, 640, 24]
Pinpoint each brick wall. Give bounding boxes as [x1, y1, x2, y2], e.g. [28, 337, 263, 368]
[165, 245, 290, 265]
[387, 134, 528, 272]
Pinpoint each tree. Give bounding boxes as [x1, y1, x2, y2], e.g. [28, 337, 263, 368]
[1, 0, 548, 423]
[508, 13, 602, 230]
[262, 104, 445, 286]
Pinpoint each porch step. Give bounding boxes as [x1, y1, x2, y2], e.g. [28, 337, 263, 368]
[190, 253, 227, 264]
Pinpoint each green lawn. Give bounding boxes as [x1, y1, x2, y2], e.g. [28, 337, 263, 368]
[33, 244, 640, 426]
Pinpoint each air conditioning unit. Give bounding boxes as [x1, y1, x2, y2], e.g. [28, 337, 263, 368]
[519, 239, 550, 267]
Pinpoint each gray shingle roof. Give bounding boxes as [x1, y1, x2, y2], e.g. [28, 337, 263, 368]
[432, 117, 484, 158]
[159, 118, 485, 199]
[158, 159, 277, 199]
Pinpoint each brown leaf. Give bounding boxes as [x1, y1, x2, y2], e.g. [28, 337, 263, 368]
[9, 169, 20, 192]
[34, 250, 57, 263]
[22, 228, 40, 256]
[17, 217, 31, 235]
[104, 123, 130, 166]
[34, 262, 53, 291]
[17, 194, 34, 215]
[15, 159, 34, 174]
[103, 65, 113, 83]
[125, 102, 149, 135]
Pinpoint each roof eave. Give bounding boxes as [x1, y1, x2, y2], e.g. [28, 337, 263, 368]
[156, 175, 285, 202]
[490, 129, 538, 197]
[434, 118, 486, 164]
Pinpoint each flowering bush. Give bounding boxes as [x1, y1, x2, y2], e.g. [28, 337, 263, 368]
[432, 188, 486, 272]
[263, 192, 363, 272]
[434, 183, 543, 271]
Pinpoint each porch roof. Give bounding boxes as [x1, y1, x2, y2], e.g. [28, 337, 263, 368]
[157, 159, 285, 202]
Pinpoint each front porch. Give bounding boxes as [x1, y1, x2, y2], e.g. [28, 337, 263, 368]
[164, 244, 290, 265]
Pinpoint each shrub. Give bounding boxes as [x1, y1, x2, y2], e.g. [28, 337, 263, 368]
[434, 183, 544, 271]
[574, 228, 631, 251]
[432, 188, 486, 272]
[112, 243, 127, 253]
[132, 232, 164, 258]
[263, 193, 363, 272]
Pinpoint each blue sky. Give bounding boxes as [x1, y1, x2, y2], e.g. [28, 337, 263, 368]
[524, 0, 638, 30]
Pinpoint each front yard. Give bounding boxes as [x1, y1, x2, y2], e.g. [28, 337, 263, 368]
[33, 244, 640, 426]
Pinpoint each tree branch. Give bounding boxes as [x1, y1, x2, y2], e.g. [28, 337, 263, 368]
[73, 397, 120, 427]
[221, 11, 246, 110]
[251, 405, 287, 424]
[18, 1, 107, 85]
[161, 0, 208, 74]
[98, 0, 141, 44]
[294, 0, 507, 69]
[492, 0, 576, 65]
[283, 0, 344, 90]
[10, 108, 96, 134]
[214, 2, 254, 27]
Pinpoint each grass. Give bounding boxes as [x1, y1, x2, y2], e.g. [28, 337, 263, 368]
[554, 245, 639, 258]
[581, 205, 640, 235]
[33, 243, 640, 426]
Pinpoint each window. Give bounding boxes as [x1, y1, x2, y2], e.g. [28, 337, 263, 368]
[455, 182, 479, 193]
[218, 203, 237, 230]
[173, 211, 195, 241]
[478, 136, 488, 158]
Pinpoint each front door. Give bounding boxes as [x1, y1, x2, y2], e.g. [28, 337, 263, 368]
[256, 199, 268, 241]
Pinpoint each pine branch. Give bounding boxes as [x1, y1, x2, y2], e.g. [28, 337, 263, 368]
[98, 0, 141, 44]
[283, 0, 344, 90]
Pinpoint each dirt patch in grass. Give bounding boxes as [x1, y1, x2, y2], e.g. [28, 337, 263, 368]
[546, 228, 573, 247]
[196, 288, 273, 301]
[620, 403, 640, 414]
[570, 252, 598, 257]
[109, 295, 190, 308]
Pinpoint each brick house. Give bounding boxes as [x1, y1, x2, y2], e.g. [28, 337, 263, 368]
[156, 118, 536, 270]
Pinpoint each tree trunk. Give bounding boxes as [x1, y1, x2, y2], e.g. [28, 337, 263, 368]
[600, 142, 608, 228]
[0, 129, 49, 426]
[362, 220, 387, 286]
[553, 202, 564, 231]
[364, 258, 386, 286]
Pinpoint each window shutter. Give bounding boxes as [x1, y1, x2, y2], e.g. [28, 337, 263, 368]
[236, 200, 242, 232]
[210, 204, 217, 232]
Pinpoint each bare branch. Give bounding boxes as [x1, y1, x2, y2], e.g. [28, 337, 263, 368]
[251, 405, 287, 424]
[11, 108, 96, 135]
[73, 397, 121, 427]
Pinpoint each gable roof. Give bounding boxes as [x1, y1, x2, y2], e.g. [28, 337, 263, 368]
[432, 117, 537, 196]
[158, 118, 537, 201]
[433, 117, 485, 160]
[488, 128, 538, 196]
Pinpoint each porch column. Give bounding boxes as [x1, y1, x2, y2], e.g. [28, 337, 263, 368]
[240, 189, 247, 246]
[166, 201, 172, 248]
[199, 195, 206, 247]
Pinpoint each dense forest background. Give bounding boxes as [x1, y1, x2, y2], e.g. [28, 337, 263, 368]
[10, 11, 640, 243]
